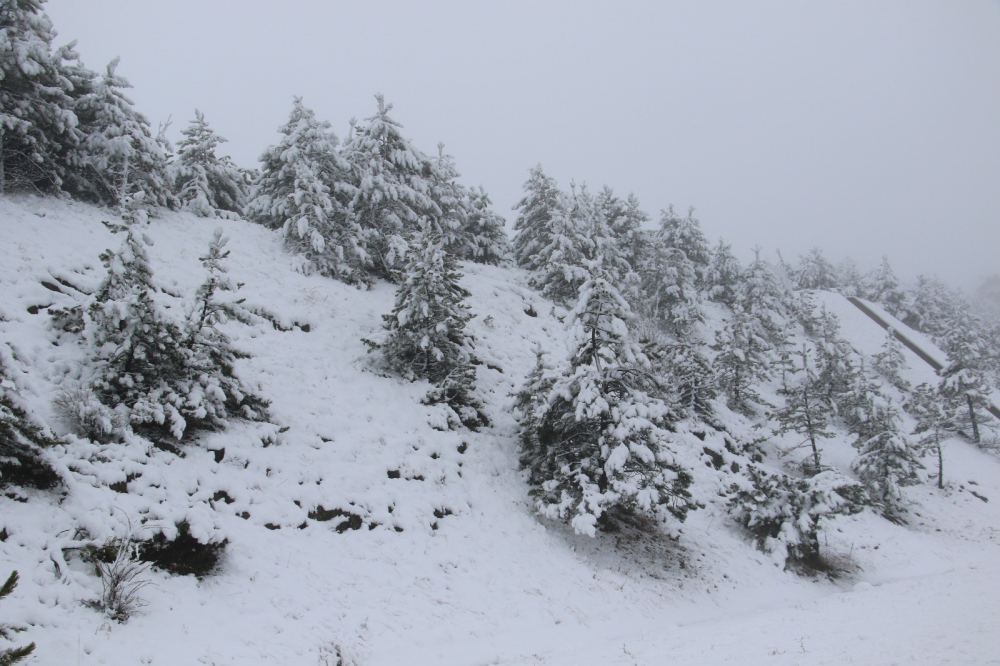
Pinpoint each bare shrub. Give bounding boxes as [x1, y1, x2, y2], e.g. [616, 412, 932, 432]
[52, 384, 124, 442]
[96, 534, 152, 622]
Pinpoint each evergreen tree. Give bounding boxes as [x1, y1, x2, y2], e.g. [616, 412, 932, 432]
[810, 305, 858, 407]
[872, 329, 910, 392]
[511, 165, 563, 272]
[661, 341, 715, 420]
[0, 0, 77, 194]
[173, 110, 245, 218]
[737, 250, 789, 348]
[777, 345, 833, 473]
[0, 344, 59, 489]
[461, 185, 509, 265]
[246, 98, 363, 283]
[639, 236, 701, 334]
[425, 143, 471, 255]
[712, 308, 771, 415]
[705, 238, 742, 307]
[372, 225, 481, 427]
[793, 247, 838, 291]
[78, 215, 266, 443]
[863, 256, 911, 320]
[851, 402, 922, 520]
[834, 257, 864, 298]
[904, 274, 958, 338]
[530, 185, 591, 304]
[906, 382, 951, 489]
[342, 94, 437, 282]
[730, 465, 860, 567]
[938, 313, 994, 444]
[70, 58, 172, 208]
[596, 187, 649, 270]
[658, 206, 711, 287]
[0, 571, 35, 665]
[515, 262, 692, 535]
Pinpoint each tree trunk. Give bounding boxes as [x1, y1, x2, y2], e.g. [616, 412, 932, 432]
[967, 394, 980, 444]
[0, 129, 5, 196]
[937, 436, 944, 489]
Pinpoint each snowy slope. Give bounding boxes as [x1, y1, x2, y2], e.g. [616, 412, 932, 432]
[1, 195, 999, 665]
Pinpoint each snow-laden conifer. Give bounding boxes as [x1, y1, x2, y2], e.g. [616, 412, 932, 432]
[0, 342, 59, 489]
[906, 382, 951, 489]
[793, 247, 838, 291]
[712, 308, 771, 415]
[247, 98, 363, 283]
[515, 261, 692, 536]
[0, 0, 78, 194]
[342, 94, 438, 282]
[863, 256, 911, 320]
[461, 185, 509, 265]
[70, 58, 172, 209]
[776, 345, 833, 473]
[173, 110, 245, 219]
[530, 185, 592, 304]
[872, 329, 909, 392]
[657, 206, 711, 287]
[512, 165, 563, 272]
[729, 465, 860, 568]
[850, 402, 923, 520]
[372, 225, 482, 427]
[660, 341, 715, 420]
[938, 313, 994, 444]
[705, 238, 742, 307]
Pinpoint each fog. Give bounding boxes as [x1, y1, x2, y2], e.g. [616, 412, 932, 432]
[44, 0, 1000, 290]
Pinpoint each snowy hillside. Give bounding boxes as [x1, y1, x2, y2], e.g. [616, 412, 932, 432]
[2, 196, 1000, 665]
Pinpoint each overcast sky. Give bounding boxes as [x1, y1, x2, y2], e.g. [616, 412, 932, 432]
[44, 0, 1000, 290]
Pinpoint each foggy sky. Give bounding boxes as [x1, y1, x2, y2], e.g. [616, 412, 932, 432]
[44, 0, 1000, 290]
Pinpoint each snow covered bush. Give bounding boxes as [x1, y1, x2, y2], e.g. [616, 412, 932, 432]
[729, 465, 861, 570]
[0, 571, 35, 665]
[515, 262, 693, 536]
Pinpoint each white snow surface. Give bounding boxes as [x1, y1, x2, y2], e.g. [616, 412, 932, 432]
[0, 196, 998, 664]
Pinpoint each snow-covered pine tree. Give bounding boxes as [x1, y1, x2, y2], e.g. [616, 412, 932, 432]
[729, 465, 861, 568]
[342, 94, 438, 282]
[834, 258, 864, 298]
[70, 58, 172, 209]
[639, 236, 701, 334]
[657, 206, 711, 288]
[595, 187, 649, 271]
[76, 212, 266, 444]
[661, 340, 716, 420]
[705, 238, 742, 307]
[906, 382, 951, 489]
[0, 0, 77, 194]
[83, 211, 192, 442]
[515, 261, 692, 535]
[578, 184, 632, 293]
[373, 225, 481, 427]
[530, 183, 592, 305]
[777, 345, 833, 473]
[521, 261, 691, 536]
[863, 256, 911, 320]
[0, 343, 59, 489]
[938, 312, 994, 444]
[851, 401, 923, 520]
[425, 143, 471, 255]
[903, 274, 958, 338]
[737, 249, 789, 348]
[246, 98, 363, 283]
[712, 308, 771, 416]
[511, 165, 563, 272]
[872, 329, 910, 392]
[173, 110, 245, 218]
[460, 185, 509, 265]
[179, 229, 269, 431]
[810, 305, 858, 408]
[793, 247, 839, 291]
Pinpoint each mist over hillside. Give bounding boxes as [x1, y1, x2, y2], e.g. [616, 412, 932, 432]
[2, 2, 1000, 664]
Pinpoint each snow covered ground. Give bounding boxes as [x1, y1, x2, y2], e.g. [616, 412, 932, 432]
[1, 195, 999, 665]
